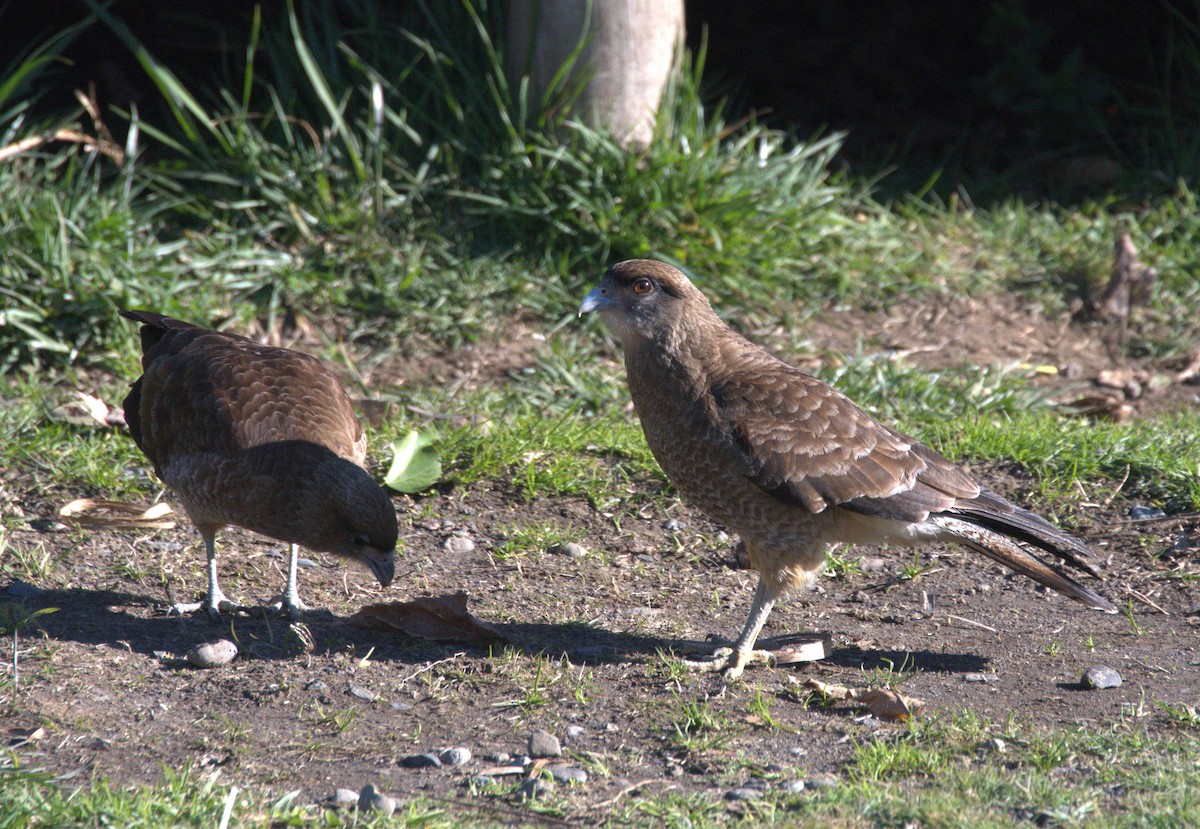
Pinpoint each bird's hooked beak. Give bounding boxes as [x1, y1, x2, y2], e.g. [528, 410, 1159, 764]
[578, 285, 616, 316]
[363, 549, 395, 587]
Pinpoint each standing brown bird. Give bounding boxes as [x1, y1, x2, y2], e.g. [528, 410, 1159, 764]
[580, 260, 1116, 678]
[121, 310, 397, 621]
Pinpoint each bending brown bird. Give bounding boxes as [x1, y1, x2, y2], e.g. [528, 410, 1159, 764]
[121, 310, 397, 621]
[580, 260, 1116, 678]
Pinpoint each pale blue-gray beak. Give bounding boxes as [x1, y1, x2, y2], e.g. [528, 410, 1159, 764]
[578, 286, 613, 316]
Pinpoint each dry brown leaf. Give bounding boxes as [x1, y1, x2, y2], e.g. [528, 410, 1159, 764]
[6, 726, 45, 746]
[59, 498, 176, 530]
[1095, 367, 1136, 389]
[349, 591, 509, 646]
[48, 391, 124, 428]
[801, 678, 924, 721]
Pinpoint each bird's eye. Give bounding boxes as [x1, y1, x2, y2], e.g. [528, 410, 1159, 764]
[631, 278, 654, 295]
[352, 533, 370, 548]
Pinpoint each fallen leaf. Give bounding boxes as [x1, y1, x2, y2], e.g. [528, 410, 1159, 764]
[47, 391, 124, 428]
[59, 499, 176, 530]
[801, 678, 925, 721]
[349, 591, 508, 646]
[6, 726, 45, 746]
[1095, 367, 1135, 389]
[384, 430, 442, 493]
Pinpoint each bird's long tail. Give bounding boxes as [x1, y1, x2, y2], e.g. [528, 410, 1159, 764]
[933, 490, 1117, 613]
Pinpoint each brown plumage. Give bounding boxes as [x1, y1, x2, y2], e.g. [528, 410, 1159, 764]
[121, 310, 397, 620]
[580, 260, 1116, 678]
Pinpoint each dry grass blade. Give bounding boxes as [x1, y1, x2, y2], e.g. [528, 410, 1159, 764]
[59, 498, 176, 530]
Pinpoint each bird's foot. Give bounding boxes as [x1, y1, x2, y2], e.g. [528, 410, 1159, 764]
[682, 646, 775, 681]
[262, 593, 310, 622]
[168, 594, 246, 621]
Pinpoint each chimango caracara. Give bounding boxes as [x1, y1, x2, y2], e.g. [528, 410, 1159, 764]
[121, 311, 397, 620]
[579, 260, 1116, 679]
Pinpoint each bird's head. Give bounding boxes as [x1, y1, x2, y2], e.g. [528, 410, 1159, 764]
[314, 458, 399, 587]
[578, 260, 710, 346]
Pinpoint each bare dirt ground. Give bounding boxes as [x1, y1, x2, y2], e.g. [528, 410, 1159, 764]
[3, 296, 1198, 819]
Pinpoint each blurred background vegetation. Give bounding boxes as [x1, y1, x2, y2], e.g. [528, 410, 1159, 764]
[1, 0, 1198, 376]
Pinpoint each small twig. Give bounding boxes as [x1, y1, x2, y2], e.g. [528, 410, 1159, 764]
[591, 778, 664, 810]
[1101, 465, 1131, 507]
[1129, 657, 1170, 674]
[1125, 587, 1170, 616]
[944, 614, 998, 633]
[397, 652, 465, 685]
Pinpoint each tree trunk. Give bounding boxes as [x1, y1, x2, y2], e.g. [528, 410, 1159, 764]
[507, 0, 683, 149]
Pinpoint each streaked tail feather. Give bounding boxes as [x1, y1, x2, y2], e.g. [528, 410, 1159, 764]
[934, 515, 1117, 613]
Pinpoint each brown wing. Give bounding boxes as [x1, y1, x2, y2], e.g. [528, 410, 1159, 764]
[121, 312, 365, 470]
[708, 343, 977, 521]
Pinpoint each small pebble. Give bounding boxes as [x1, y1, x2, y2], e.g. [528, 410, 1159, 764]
[185, 640, 237, 669]
[484, 752, 511, 764]
[400, 752, 442, 769]
[979, 737, 1007, 754]
[306, 680, 328, 693]
[781, 779, 806, 793]
[788, 747, 807, 758]
[548, 766, 588, 784]
[519, 777, 554, 800]
[716, 531, 730, 544]
[1128, 505, 1166, 520]
[296, 557, 317, 569]
[565, 725, 586, 739]
[29, 519, 68, 533]
[357, 784, 395, 816]
[390, 701, 412, 713]
[850, 590, 870, 604]
[529, 729, 562, 758]
[964, 673, 998, 683]
[804, 774, 840, 790]
[465, 775, 495, 789]
[265, 550, 285, 560]
[444, 536, 475, 554]
[326, 789, 358, 808]
[439, 747, 471, 767]
[859, 557, 888, 573]
[1083, 665, 1123, 689]
[348, 685, 378, 702]
[554, 542, 586, 558]
[725, 787, 764, 801]
[664, 519, 687, 531]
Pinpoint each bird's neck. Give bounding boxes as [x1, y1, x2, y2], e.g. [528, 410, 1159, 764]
[624, 310, 729, 401]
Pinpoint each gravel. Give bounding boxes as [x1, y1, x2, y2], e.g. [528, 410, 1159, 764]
[520, 777, 554, 800]
[357, 784, 395, 815]
[444, 536, 475, 554]
[325, 789, 358, 808]
[185, 640, 237, 669]
[528, 729, 562, 758]
[399, 752, 443, 769]
[1082, 665, 1123, 689]
[548, 766, 588, 784]
[439, 747, 472, 767]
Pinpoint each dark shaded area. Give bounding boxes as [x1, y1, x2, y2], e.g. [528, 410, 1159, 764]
[3, 1, 1196, 198]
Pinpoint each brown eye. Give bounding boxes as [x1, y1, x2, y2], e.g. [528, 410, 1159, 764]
[631, 278, 654, 295]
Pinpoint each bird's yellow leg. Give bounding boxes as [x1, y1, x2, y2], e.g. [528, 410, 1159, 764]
[683, 577, 780, 680]
[169, 534, 248, 621]
[265, 543, 311, 621]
